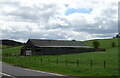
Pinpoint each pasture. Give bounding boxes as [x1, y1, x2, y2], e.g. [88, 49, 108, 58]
[2, 38, 119, 76]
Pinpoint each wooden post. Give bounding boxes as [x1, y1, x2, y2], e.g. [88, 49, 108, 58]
[35, 58, 37, 62]
[91, 60, 93, 68]
[41, 58, 42, 63]
[77, 60, 79, 67]
[66, 59, 67, 66]
[56, 59, 58, 64]
[29, 58, 30, 62]
[48, 59, 50, 63]
[104, 61, 106, 68]
[28, 58, 29, 62]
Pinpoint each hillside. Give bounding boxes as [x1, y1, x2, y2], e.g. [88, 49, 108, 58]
[2, 38, 119, 76]
[0, 39, 23, 49]
[83, 38, 119, 49]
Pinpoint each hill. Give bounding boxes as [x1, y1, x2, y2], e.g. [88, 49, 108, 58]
[2, 38, 119, 76]
[0, 39, 23, 49]
[83, 38, 119, 49]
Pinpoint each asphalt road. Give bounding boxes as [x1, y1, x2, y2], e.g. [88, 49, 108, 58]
[1, 62, 70, 78]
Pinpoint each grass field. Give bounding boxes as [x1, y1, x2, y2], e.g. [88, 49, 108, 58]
[83, 38, 119, 49]
[0, 45, 9, 49]
[2, 38, 119, 76]
[2, 46, 22, 55]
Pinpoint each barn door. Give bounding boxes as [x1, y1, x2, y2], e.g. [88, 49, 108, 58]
[26, 50, 32, 56]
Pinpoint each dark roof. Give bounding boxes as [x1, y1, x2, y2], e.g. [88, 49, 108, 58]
[27, 39, 92, 48]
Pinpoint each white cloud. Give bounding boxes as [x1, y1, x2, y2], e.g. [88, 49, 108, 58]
[0, 0, 118, 42]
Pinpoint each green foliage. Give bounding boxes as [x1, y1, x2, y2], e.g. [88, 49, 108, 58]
[116, 34, 119, 38]
[112, 42, 115, 47]
[93, 41, 100, 49]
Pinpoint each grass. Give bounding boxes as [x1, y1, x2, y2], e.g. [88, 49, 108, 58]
[1, 46, 22, 55]
[0, 45, 9, 49]
[83, 38, 119, 49]
[2, 38, 119, 76]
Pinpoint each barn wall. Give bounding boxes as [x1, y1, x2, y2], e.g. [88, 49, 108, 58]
[32, 47, 96, 55]
[21, 40, 35, 56]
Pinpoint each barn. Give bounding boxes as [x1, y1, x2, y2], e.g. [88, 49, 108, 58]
[20, 39, 95, 56]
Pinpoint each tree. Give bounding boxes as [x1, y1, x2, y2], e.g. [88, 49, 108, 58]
[93, 41, 100, 49]
[112, 42, 115, 47]
[116, 33, 120, 38]
[72, 40, 76, 41]
[116, 34, 119, 38]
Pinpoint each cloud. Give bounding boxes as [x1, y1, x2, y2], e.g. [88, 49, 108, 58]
[0, 0, 118, 42]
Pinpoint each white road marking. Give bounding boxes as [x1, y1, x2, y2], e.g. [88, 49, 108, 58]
[1, 62, 66, 76]
[0, 72, 16, 78]
[23, 68, 65, 76]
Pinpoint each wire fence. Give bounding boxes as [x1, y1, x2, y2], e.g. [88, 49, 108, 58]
[3, 56, 107, 69]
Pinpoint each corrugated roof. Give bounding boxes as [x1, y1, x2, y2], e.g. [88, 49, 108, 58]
[35, 46, 92, 48]
[28, 39, 91, 48]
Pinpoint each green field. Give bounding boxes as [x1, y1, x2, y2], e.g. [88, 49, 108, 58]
[2, 38, 119, 76]
[83, 38, 119, 49]
[0, 45, 9, 49]
[2, 46, 22, 55]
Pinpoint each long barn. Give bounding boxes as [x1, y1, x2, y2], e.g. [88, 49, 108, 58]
[20, 39, 95, 56]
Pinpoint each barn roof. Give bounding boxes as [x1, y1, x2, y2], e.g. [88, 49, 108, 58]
[27, 39, 92, 48]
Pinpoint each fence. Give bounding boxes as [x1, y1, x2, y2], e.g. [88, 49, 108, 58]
[2, 53, 20, 56]
[3, 56, 107, 68]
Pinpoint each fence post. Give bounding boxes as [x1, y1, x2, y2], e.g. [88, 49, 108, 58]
[28, 58, 30, 62]
[104, 61, 106, 68]
[91, 60, 93, 68]
[77, 60, 79, 67]
[41, 58, 42, 63]
[48, 58, 50, 63]
[35, 58, 37, 62]
[29, 58, 31, 62]
[56, 59, 58, 64]
[66, 59, 67, 66]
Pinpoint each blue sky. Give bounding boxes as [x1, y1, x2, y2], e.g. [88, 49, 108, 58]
[65, 8, 92, 15]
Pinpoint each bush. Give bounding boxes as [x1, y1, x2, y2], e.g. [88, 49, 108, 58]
[112, 42, 115, 47]
[93, 41, 100, 49]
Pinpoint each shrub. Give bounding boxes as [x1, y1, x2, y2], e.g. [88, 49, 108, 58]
[112, 42, 115, 47]
[93, 41, 100, 49]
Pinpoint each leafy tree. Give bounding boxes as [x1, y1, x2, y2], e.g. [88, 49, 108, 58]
[116, 33, 120, 38]
[72, 40, 76, 41]
[93, 41, 100, 49]
[116, 34, 119, 38]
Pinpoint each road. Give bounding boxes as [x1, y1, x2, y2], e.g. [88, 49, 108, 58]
[1, 62, 71, 78]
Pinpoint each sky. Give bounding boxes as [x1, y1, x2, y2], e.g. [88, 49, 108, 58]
[0, 0, 119, 42]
